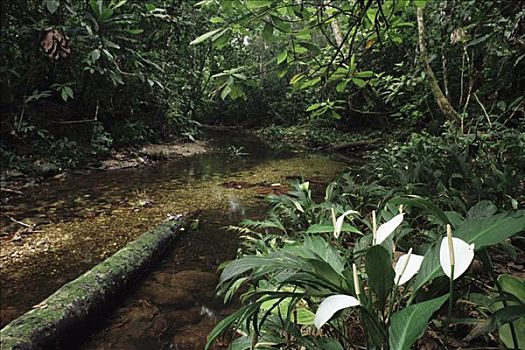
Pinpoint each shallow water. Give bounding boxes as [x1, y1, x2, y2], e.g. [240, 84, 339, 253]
[0, 132, 346, 348]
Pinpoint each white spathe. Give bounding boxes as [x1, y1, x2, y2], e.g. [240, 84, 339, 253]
[394, 252, 425, 285]
[375, 213, 404, 245]
[439, 237, 475, 280]
[314, 294, 360, 329]
[334, 210, 359, 239]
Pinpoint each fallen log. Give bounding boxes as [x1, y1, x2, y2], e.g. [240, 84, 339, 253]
[324, 138, 382, 152]
[0, 215, 186, 350]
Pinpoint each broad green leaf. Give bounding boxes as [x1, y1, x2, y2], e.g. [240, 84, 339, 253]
[389, 196, 451, 225]
[455, 211, 525, 250]
[305, 102, 322, 112]
[354, 71, 375, 78]
[295, 28, 311, 40]
[389, 294, 449, 350]
[190, 28, 223, 45]
[271, 15, 291, 32]
[336, 80, 348, 92]
[246, 0, 273, 10]
[276, 50, 288, 65]
[262, 22, 273, 42]
[366, 245, 394, 308]
[300, 77, 321, 89]
[306, 223, 360, 235]
[209, 16, 224, 23]
[498, 275, 525, 305]
[411, 242, 442, 297]
[212, 30, 231, 49]
[298, 41, 321, 55]
[352, 78, 366, 88]
[276, 66, 288, 78]
[467, 200, 497, 219]
[494, 275, 525, 349]
[413, 0, 427, 8]
[220, 85, 231, 100]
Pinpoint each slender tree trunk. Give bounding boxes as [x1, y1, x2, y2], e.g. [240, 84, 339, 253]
[416, 7, 461, 126]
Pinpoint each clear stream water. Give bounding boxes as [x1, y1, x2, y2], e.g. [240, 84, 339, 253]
[0, 132, 347, 349]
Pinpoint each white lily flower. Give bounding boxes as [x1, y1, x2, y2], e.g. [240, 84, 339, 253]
[394, 248, 425, 285]
[375, 213, 404, 245]
[314, 295, 360, 329]
[334, 209, 359, 239]
[439, 226, 475, 280]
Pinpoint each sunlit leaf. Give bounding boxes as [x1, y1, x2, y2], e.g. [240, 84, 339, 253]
[276, 50, 288, 65]
[190, 28, 223, 45]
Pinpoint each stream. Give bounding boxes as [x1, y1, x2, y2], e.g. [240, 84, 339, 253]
[0, 132, 346, 349]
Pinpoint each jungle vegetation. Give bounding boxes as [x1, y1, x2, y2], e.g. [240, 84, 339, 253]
[1, 0, 524, 349]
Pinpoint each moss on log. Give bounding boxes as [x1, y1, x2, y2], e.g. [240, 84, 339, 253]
[0, 216, 186, 350]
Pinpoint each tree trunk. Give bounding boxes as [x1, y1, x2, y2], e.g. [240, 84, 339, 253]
[0, 216, 186, 350]
[416, 7, 461, 126]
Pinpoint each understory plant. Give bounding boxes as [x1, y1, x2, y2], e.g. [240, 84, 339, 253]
[208, 182, 525, 350]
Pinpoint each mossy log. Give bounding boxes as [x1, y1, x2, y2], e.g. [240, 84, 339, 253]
[0, 216, 186, 350]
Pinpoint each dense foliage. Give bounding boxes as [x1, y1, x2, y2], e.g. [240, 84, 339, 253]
[1, 0, 524, 348]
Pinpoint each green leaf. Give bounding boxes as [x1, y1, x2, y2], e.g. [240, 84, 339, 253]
[91, 49, 101, 62]
[210, 16, 224, 23]
[63, 86, 73, 101]
[212, 30, 231, 49]
[413, 0, 427, 8]
[276, 66, 288, 78]
[221, 85, 231, 100]
[366, 245, 394, 308]
[306, 223, 360, 235]
[494, 275, 525, 348]
[295, 28, 311, 40]
[389, 294, 449, 350]
[467, 200, 497, 219]
[351, 78, 366, 88]
[276, 50, 288, 65]
[297, 41, 321, 55]
[128, 29, 143, 35]
[305, 102, 322, 112]
[262, 22, 274, 42]
[336, 80, 348, 93]
[246, 0, 273, 10]
[411, 242, 442, 297]
[290, 73, 304, 85]
[388, 196, 451, 225]
[499, 275, 525, 305]
[354, 71, 375, 78]
[300, 77, 321, 89]
[44, 0, 60, 14]
[190, 28, 223, 45]
[455, 211, 525, 250]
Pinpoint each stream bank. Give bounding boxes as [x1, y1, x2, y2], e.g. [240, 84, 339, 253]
[0, 131, 346, 347]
